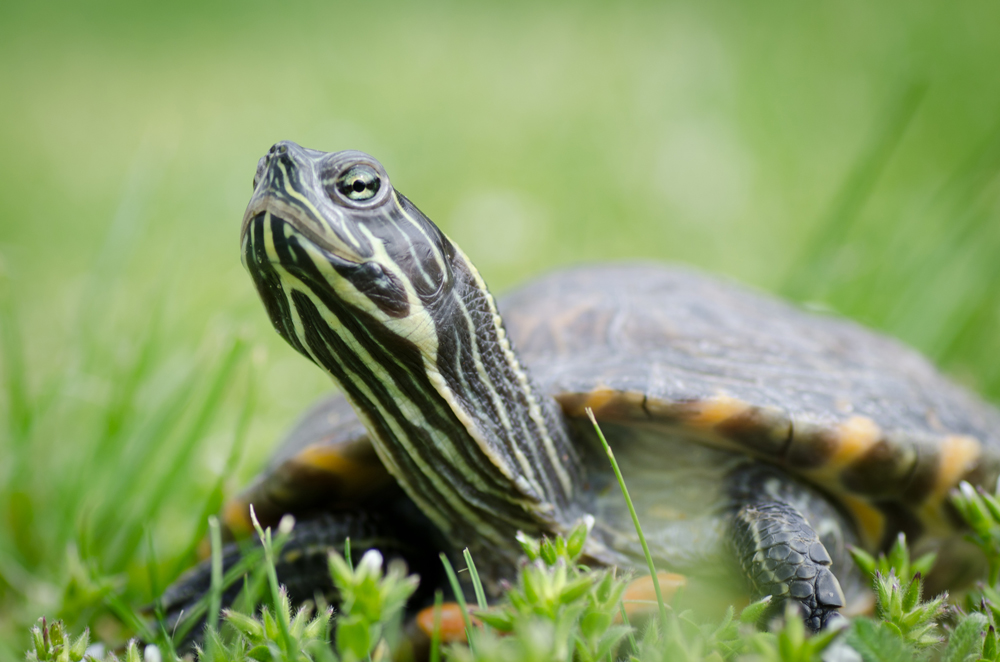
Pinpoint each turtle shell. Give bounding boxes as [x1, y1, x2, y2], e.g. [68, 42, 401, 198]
[231, 263, 1000, 552]
[501, 264, 1000, 547]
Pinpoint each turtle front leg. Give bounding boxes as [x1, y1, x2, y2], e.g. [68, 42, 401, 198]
[728, 464, 856, 630]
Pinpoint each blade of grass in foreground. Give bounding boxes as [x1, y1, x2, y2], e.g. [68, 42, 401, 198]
[250, 508, 295, 654]
[586, 407, 668, 633]
[463, 548, 488, 611]
[145, 531, 180, 660]
[441, 553, 476, 655]
[207, 516, 224, 633]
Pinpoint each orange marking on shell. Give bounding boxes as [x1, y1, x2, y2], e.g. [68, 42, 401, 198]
[554, 393, 588, 417]
[582, 389, 620, 416]
[196, 536, 212, 561]
[916, 436, 984, 534]
[829, 416, 882, 468]
[223, 499, 254, 538]
[294, 443, 389, 493]
[298, 444, 364, 474]
[416, 603, 479, 643]
[837, 493, 886, 549]
[685, 396, 749, 428]
[933, 435, 982, 501]
[621, 572, 687, 618]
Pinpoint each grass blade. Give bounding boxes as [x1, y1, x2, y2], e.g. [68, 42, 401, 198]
[207, 516, 223, 634]
[463, 548, 488, 611]
[586, 407, 668, 632]
[440, 553, 476, 654]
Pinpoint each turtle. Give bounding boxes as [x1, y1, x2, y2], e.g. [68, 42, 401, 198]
[200, 140, 1000, 634]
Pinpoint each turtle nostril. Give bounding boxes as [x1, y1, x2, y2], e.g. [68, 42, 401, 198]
[268, 142, 291, 157]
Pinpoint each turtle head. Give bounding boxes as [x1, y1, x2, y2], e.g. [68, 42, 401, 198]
[242, 141, 459, 352]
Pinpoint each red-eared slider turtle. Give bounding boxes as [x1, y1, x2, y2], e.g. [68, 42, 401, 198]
[213, 141, 1000, 632]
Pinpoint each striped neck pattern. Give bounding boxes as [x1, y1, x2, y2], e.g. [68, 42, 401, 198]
[241, 147, 583, 559]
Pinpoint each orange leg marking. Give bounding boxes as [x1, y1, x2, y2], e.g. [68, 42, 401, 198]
[416, 603, 480, 643]
[621, 572, 687, 618]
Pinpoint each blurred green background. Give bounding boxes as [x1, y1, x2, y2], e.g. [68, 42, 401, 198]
[2, 0, 1000, 655]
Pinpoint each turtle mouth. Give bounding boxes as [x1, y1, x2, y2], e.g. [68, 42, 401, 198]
[241, 194, 363, 269]
[242, 209, 362, 286]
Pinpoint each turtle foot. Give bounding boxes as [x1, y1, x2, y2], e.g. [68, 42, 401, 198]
[728, 465, 850, 631]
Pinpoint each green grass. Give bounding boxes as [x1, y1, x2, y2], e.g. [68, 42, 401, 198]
[0, 268, 254, 655]
[3, 0, 1000, 658]
[24, 483, 1000, 661]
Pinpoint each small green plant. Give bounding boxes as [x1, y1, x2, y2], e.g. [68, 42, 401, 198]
[625, 597, 773, 662]
[871, 570, 946, 648]
[327, 546, 419, 662]
[25, 618, 151, 662]
[26, 619, 96, 662]
[211, 595, 333, 662]
[446, 519, 630, 662]
[849, 532, 937, 584]
[743, 604, 843, 662]
[183, 511, 334, 662]
[952, 481, 1000, 585]
[480, 522, 630, 662]
[844, 528, 991, 662]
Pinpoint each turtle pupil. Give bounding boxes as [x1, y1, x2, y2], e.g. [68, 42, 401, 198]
[334, 165, 381, 202]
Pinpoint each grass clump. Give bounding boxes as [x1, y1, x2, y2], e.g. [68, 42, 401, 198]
[849, 532, 938, 586]
[0, 261, 254, 658]
[184, 509, 417, 662]
[25, 509, 419, 662]
[453, 518, 631, 662]
[20, 478, 1000, 662]
[952, 482, 1000, 586]
[26, 619, 100, 662]
[327, 543, 418, 661]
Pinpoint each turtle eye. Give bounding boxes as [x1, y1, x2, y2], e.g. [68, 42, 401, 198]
[333, 164, 381, 203]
